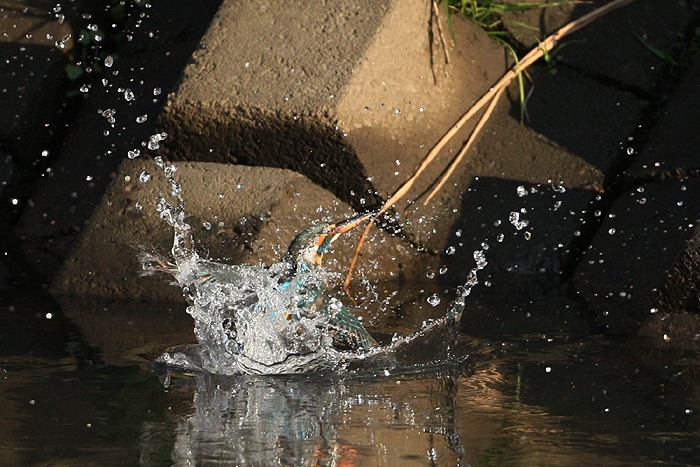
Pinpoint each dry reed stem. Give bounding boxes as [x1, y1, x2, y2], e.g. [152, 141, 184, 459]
[432, 0, 451, 68]
[423, 84, 506, 205]
[343, 0, 637, 291]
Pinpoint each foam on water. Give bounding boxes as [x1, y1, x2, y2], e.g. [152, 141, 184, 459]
[148, 157, 485, 375]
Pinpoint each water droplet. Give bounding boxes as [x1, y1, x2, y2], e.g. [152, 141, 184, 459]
[153, 87, 162, 96]
[608, 228, 616, 235]
[104, 55, 114, 67]
[427, 294, 441, 306]
[139, 170, 151, 183]
[123, 88, 134, 101]
[148, 132, 167, 150]
[426, 270, 435, 279]
[455, 229, 462, 237]
[135, 201, 142, 210]
[445, 246, 456, 255]
[428, 447, 439, 462]
[516, 185, 528, 197]
[473, 250, 487, 269]
[439, 265, 448, 274]
[41, 150, 49, 157]
[497, 233, 504, 242]
[127, 149, 140, 159]
[524, 231, 531, 240]
[509, 211, 529, 230]
[136, 114, 148, 123]
[202, 221, 212, 230]
[626, 147, 634, 155]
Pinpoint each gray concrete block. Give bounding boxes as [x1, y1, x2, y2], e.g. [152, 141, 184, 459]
[505, 0, 692, 95]
[51, 159, 434, 301]
[0, 2, 73, 163]
[434, 67, 644, 283]
[158, 0, 508, 245]
[572, 55, 700, 332]
[572, 178, 700, 332]
[13, 0, 221, 278]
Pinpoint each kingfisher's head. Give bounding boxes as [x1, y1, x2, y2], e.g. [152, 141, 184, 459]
[283, 211, 374, 270]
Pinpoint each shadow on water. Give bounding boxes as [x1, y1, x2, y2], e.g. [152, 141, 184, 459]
[2, 287, 699, 465]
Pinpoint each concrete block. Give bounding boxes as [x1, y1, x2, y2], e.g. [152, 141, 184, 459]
[13, 0, 221, 279]
[51, 159, 434, 301]
[571, 178, 700, 332]
[0, 2, 73, 163]
[435, 66, 643, 283]
[505, 0, 692, 95]
[158, 0, 508, 245]
[572, 55, 700, 332]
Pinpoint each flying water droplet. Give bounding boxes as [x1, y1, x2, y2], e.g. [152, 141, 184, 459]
[427, 294, 441, 306]
[148, 132, 168, 150]
[139, 170, 151, 183]
[516, 185, 528, 197]
[509, 212, 529, 230]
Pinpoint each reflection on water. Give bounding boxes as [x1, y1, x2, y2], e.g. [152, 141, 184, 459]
[155, 370, 472, 466]
[1, 290, 700, 465]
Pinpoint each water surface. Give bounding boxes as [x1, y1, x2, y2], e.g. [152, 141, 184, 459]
[1, 287, 698, 466]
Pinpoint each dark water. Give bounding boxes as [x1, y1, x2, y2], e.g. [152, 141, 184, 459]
[1, 285, 699, 466]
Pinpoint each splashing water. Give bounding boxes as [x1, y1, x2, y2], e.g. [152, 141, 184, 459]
[146, 157, 487, 375]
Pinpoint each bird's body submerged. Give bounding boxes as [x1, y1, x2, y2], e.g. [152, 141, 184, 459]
[144, 211, 377, 370]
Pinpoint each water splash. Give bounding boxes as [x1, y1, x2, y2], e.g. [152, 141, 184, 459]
[146, 157, 487, 375]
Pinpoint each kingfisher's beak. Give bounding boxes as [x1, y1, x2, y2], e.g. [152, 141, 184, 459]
[315, 211, 376, 260]
[324, 211, 376, 236]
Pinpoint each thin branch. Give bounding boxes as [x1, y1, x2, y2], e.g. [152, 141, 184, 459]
[343, 0, 638, 288]
[423, 84, 506, 205]
[433, 0, 451, 67]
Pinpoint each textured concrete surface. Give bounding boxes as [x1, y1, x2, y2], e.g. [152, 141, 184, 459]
[51, 160, 433, 301]
[506, 0, 692, 94]
[12, 0, 221, 279]
[572, 56, 700, 333]
[0, 1, 72, 164]
[158, 0, 508, 243]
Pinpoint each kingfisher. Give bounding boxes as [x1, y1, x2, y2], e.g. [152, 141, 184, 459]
[143, 211, 377, 353]
[274, 211, 377, 351]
